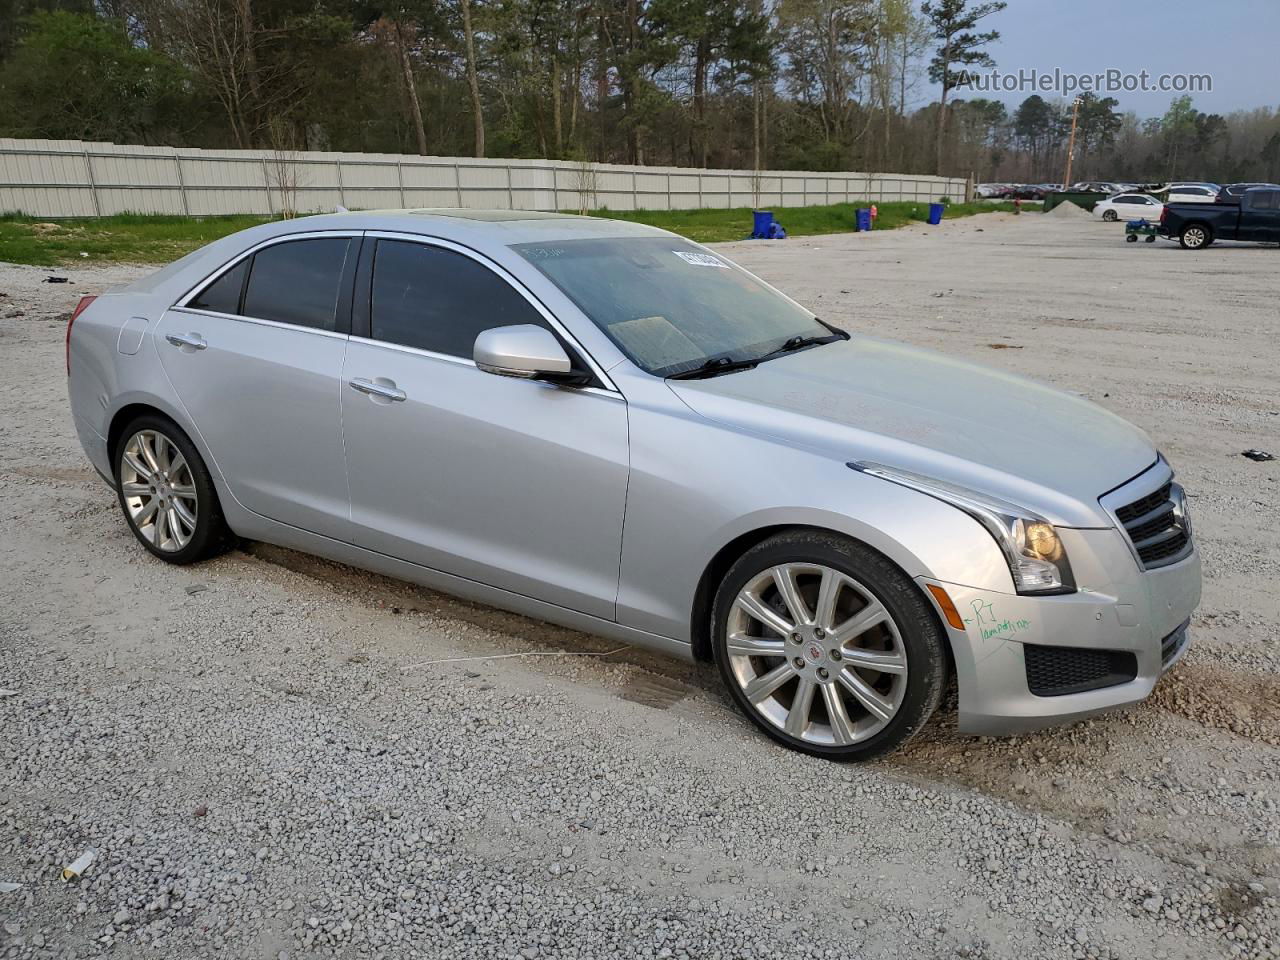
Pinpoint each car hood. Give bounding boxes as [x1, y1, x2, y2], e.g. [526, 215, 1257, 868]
[666, 337, 1156, 527]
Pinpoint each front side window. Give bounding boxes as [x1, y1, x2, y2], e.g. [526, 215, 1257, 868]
[513, 237, 828, 377]
[370, 240, 551, 357]
[242, 238, 352, 332]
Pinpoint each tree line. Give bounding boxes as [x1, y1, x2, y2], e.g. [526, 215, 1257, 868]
[1, 0, 1277, 186]
[956, 92, 1280, 186]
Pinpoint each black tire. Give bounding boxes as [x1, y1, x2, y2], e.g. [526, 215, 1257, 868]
[1179, 223, 1212, 249]
[113, 414, 230, 565]
[1103, 210, 1118, 222]
[711, 530, 947, 761]
[1126, 233, 1137, 242]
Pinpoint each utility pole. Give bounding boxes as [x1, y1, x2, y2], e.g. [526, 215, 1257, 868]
[1062, 96, 1082, 189]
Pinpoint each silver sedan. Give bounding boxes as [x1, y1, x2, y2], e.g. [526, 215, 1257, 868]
[66, 210, 1201, 759]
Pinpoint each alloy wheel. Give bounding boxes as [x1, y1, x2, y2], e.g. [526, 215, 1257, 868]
[1184, 227, 1206, 248]
[724, 563, 908, 747]
[120, 429, 199, 552]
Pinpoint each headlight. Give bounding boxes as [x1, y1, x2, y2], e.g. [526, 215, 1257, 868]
[849, 461, 1076, 595]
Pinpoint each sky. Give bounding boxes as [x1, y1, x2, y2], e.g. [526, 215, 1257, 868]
[919, 0, 1279, 119]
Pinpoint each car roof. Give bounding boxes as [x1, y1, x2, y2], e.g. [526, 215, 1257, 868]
[318, 208, 672, 241]
[116, 209, 676, 301]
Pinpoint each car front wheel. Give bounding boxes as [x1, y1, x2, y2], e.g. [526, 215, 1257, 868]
[1102, 209, 1118, 222]
[711, 531, 947, 760]
[114, 415, 229, 564]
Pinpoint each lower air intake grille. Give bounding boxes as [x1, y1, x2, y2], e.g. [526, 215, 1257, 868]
[1024, 645, 1138, 697]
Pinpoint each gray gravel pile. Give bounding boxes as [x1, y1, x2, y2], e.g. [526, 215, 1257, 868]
[2, 217, 1279, 960]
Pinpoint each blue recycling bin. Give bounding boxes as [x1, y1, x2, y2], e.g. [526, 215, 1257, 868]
[751, 210, 774, 239]
[927, 202, 945, 225]
[855, 208, 872, 231]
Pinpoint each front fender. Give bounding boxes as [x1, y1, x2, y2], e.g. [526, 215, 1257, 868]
[616, 397, 1013, 642]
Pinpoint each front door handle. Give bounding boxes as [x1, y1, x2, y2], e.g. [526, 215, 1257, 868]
[349, 378, 406, 402]
[165, 332, 207, 350]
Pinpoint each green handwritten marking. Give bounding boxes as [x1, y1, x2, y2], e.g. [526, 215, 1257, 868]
[969, 599, 1032, 641]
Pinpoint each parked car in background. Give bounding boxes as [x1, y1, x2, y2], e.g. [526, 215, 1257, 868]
[1216, 182, 1280, 204]
[1165, 184, 1217, 204]
[976, 183, 1013, 199]
[65, 210, 1201, 760]
[1071, 181, 1122, 194]
[1093, 193, 1165, 222]
[1161, 186, 1280, 248]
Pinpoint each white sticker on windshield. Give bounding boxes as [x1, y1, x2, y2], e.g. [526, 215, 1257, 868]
[673, 251, 729, 268]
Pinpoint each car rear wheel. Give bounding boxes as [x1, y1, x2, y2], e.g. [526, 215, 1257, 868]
[711, 531, 947, 761]
[1179, 224, 1212, 249]
[114, 415, 229, 564]
[1102, 209, 1118, 222]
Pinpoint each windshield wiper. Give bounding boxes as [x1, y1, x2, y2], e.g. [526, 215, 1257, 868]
[763, 327, 849, 359]
[780, 333, 833, 352]
[666, 321, 849, 380]
[666, 355, 761, 380]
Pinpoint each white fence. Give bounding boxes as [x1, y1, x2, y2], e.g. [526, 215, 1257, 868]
[0, 138, 968, 219]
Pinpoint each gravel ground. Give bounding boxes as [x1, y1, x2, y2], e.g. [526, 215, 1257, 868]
[1, 214, 1277, 960]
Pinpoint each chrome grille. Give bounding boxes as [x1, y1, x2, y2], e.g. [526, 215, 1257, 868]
[1115, 481, 1192, 569]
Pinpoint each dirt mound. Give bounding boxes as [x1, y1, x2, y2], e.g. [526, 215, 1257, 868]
[1149, 664, 1280, 745]
[1047, 199, 1094, 219]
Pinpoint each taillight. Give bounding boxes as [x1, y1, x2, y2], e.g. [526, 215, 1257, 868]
[66, 295, 96, 375]
[1159, 206, 1167, 225]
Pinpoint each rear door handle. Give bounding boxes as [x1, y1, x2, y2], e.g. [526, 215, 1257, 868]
[165, 332, 207, 350]
[349, 378, 406, 402]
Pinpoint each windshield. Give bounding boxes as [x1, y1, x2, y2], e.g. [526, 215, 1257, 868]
[512, 237, 827, 377]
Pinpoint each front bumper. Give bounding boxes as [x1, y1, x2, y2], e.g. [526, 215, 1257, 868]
[920, 523, 1202, 735]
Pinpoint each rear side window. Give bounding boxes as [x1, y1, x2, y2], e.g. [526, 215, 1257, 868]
[370, 240, 551, 358]
[242, 238, 353, 332]
[1251, 191, 1278, 210]
[190, 259, 248, 314]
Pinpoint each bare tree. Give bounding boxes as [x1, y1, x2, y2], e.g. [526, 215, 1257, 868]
[150, 0, 253, 147]
[264, 119, 304, 217]
[458, 0, 485, 157]
[138, 0, 312, 147]
[573, 159, 599, 214]
[777, 0, 876, 152]
[372, 16, 428, 155]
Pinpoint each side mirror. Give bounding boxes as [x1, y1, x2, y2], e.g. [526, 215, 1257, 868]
[474, 324, 583, 383]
